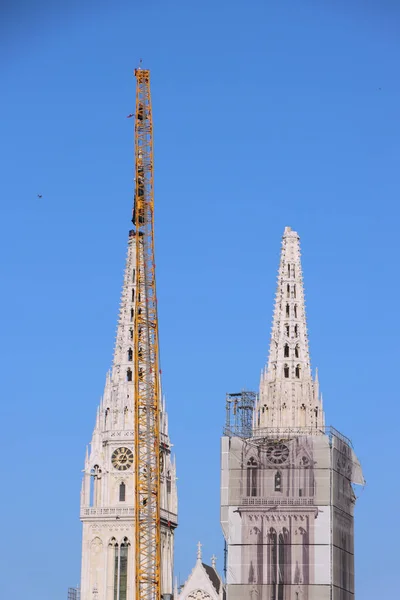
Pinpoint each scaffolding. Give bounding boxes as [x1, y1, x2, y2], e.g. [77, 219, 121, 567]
[67, 587, 80, 600]
[224, 390, 257, 438]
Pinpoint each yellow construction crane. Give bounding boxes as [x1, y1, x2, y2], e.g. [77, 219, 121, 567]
[133, 68, 161, 600]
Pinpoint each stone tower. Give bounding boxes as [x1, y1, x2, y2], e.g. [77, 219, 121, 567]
[221, 227, 364, 600]
[80, 230, 178, 600]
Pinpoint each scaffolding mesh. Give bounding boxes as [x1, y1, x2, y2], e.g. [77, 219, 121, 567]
[67, 587, 80, 600]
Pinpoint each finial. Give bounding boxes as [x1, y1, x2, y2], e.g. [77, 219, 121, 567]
[197, 541, 202, 561]
[211, 554, 217, 569]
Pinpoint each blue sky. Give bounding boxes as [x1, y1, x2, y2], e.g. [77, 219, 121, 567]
[1, 0, 399, 598]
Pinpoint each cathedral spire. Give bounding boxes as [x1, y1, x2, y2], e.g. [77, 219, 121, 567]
[111, 229, 136, 386]
[256, 227, 324, 429]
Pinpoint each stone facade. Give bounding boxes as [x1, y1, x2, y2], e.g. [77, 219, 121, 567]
[80, 230, 178, 600]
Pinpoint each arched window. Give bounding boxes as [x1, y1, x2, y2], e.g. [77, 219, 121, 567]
[132, 269, 135, 283]
[119, 482, 126, 502]
[285, 303, 290, 317]
[295, 345, 300, 358]
[294, 304, 297, 318]
[278, 532, 285, 589]
[269, 528, 278, 589]
[130, 308, 134, 322]
[287, 264, 290, 277]
[90, 465, 101, 507]
[292, 266, 296, 278]
[293, 285, 296, 298]
[284, 344, 289, 358]
[286, 284, 290, 298]
[129, 328, 133, 340]
[127, 369, 132, 382]
[295, 364, 301, 379]
[128, 348, 133, 361]
[300, 403, 306, 427]
[274, 471, 282, 492]
[300, 528, 309, 585]
[294, 325, 298, 337]
[284, 364, 289, 378]
[247, 457, 258, 497]
[116, 538, 129, 600]
[131, 288, 135, 302]
[285, 324, 290, 337]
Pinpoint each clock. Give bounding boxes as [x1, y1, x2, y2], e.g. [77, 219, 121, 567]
[111, 447, 133, 471]
[266, 443, 289, 465]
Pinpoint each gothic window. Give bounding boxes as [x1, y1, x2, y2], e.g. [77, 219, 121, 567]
[294, 304, 297, 318]
[269, 528, 277, 595]
[131, 288, 135, 302]
[247, 457, 258, 497]
[278, 533, 285, 590]
[314, 407, 318, 420]
[130, 308, 134, 321]
[128, 348, 133, 361]
[295, 345, 300, 358]
[113, 538, 130, 600]
[300, 403, 306, 427]
[129, 328, 133, 340]
[269, 529, 287, 600]
[295, 364, 301, 379]
[294, 325, 298, 337]
[287, 264, 290, 277]
[90, 465, 101, 507]
[127, 369, 132, 382]
[300, 528, 309, 584]
[292, 266, 296, 278]
[284, 364, 289, 378]
[286, 284, 290, 298]
[285, 303, 290, 317]
[167, 471, 172, 494]
[119, 482, 126, 502]
[284, 344, 289, 358]
[285, 324, 290, 337]
[274, 471, 282, 492]
[293, 285, 296, 298]
[119, 539, 129, 600]
[132, 269, 135, 283]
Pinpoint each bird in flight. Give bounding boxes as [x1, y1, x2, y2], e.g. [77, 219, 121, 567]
[126, 113, 134, 119]
[37, 194, 43, 199]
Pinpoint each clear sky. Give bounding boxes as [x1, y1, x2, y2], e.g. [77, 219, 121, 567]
[1, 0, 399, 598]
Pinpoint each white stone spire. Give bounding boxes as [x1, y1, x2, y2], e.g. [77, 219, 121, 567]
[80, 228, 178, 600]
[256, 227, 324, 429]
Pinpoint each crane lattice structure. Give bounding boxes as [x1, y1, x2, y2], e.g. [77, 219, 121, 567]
[133, 68, 161, 600]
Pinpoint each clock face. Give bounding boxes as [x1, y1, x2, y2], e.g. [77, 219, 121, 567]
[111, 447, 133, 471]
[266, 443, 289, 465]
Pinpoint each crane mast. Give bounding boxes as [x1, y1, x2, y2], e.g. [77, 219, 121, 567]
[133, 68, 161, 600]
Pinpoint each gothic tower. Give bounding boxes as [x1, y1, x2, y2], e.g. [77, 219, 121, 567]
[221, 227, 364, 600]
[80, 230, 178, 600]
